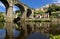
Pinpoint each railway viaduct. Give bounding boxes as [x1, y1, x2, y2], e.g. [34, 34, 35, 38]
[0, 0, 34, 22]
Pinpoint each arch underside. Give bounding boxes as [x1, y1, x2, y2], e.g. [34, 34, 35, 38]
[0, 0, 9, 8]
[0, 0, 33, 22]
[27, 9, 32, 17]
[0, 0, 32, 18]
[15, 3, 25, 15]
[0, 0, 9, 15]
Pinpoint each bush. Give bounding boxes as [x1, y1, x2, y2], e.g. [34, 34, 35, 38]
[51, 12, 60, 18]
[50, 34, 60, 39]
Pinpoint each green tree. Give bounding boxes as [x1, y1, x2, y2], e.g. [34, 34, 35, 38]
[47, 5, 56, 16]
[15, 10, 20, 13]
[0, 12, 5, 22]
[15, 10, 21, 17]
[48, 6, 52, 16]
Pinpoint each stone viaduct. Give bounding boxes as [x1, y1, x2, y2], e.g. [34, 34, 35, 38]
[0, 0, 34, 22]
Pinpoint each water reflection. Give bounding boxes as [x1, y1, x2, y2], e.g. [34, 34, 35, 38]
[49, 23, 60, 35]
[0, 22, 60, 39]
[0, 29, 6, 39]
[26, 24, 32, 34]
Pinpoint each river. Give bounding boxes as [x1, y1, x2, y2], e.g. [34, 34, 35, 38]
[0, 22, 60, 39]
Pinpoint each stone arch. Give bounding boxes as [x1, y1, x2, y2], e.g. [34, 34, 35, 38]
[27, 9, 32, 18]
[0, 0, 9, 8]
[13, 3, 26, 22]
[14, 3, 25, 16]
[0, 0, 9, 16]
[0, 0, 9, 21]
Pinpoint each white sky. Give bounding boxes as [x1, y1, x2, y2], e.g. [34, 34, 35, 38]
[53, 0, 60, 3]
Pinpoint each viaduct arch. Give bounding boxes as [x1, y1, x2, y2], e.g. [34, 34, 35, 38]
[0, 0, 34, 22]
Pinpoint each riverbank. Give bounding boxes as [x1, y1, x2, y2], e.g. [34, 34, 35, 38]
[25, 18, 60, 22]
[26, 18, 51, 22]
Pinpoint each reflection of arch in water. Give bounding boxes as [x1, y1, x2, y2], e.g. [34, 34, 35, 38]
[26, 9, 32, 18]
[5, 30, 10, 39]
[15, 23, 33, 39]
[26, 24, 32, 34]
[15, 28, 25, 39]
[25, 22, 35, 33]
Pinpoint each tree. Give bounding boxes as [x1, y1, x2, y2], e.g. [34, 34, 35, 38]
[47, 5, 56, 16]
[15, 10, 20, 13]
[0, 12, 5, 22]
[15, 10, 21, 17]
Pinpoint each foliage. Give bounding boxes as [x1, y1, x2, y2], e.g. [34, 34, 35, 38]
[46, 4, 60, 16]
[15, 10, 21, 13]
[34, 11, 44, 17]
[51, 12, 60, 18]
[0, 13, 5, 22]
[47, 5, 60, 12]
[15, 10, 21, 17]
[46, 5, 52, 16]
[52, 5, 60, 11]
[18, 13, 21, 17]
[50, 34, 60, 39]
[34, 11, 44, 15]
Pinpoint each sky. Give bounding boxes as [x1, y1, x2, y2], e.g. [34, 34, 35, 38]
[0, 0, 60, 12]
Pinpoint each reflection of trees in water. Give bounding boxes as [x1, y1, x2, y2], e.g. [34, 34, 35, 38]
[34, 22, 50, 34]
[49, 23, 60, 35]
[0, 22, 4, 29]
[34, 23, 36, 30]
